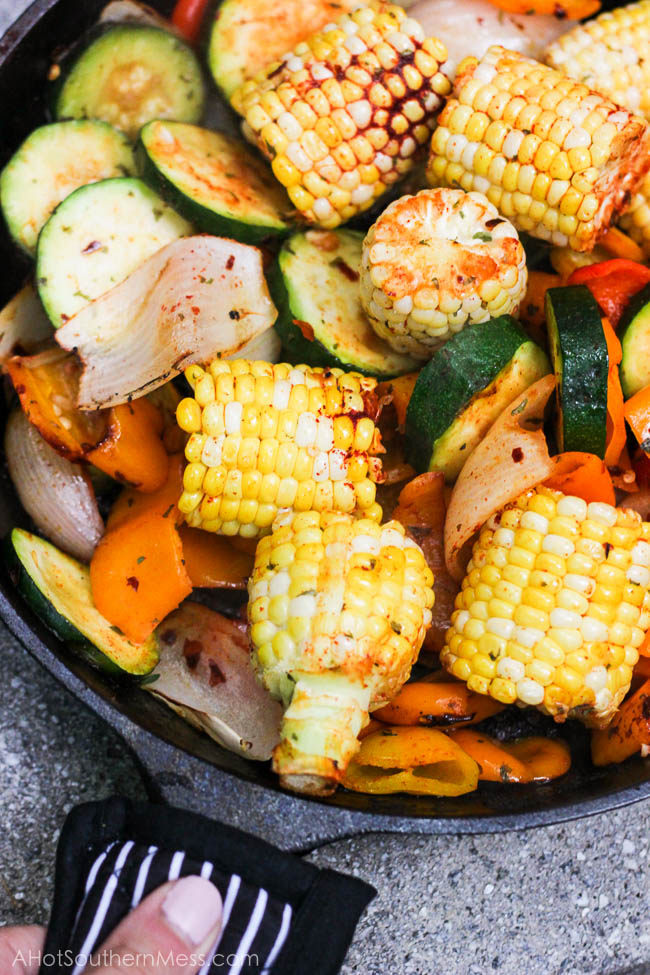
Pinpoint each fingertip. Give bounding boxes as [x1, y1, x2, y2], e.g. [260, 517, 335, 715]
[161, 875, 223, 946]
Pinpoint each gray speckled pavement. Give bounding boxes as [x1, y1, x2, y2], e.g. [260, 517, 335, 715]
[1, 3, 650, 974]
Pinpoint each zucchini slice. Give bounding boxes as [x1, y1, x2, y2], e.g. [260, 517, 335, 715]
[405, 317, 550, 482]
[0, 121, 136, 257]
[209, 0, 355, 103]
[269, 229, 418, 378]
[545, 285, 608, 458]
[52, 25, 204, 140]
[6, 528, 158, 677]
[619, 282, 650, 399]
[138, 121, 292, 244]
[36, 177, 192, 328]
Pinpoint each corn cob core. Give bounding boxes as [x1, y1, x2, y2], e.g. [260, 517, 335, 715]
[441, 487, 650, 728]
[248, 509, 434, 793]
[545, 0, 650, 122]
[176, 360, 384, 538]
[234, 2, 451, 229]
[619, 170, 650, 257]
[360, 187, 528, 358]
[427, 46, 650, 252]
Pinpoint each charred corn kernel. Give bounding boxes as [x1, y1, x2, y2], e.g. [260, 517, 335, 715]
[441, 487, 650, 728]
[248, 510, 434, 794]
[360, 187, 527, 358]
[176, 361, 384, 538]
[234, 3, 450, 229]
[545, 0, 650, 122]
[427, 46, 650, 252]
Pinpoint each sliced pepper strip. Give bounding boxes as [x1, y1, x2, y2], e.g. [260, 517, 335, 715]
[486, 0, 599, 15]
[179, 526, 253, 589]
[544, 452, 615, 506]
[601, 317, 626, 468]
[387, 371, 419, 429]
[86, 398, 168, 493]
[171, 0, 210, 42]
[599, 227, 645, 264]
[625, 386, 650, 456]
[591, 678, 650, 766]
[341, 727, 479, 796]
[374, 681, 504, 727]
[519, 270, 560, 347]
[449, 729, 571, 783]
[568, 259, 650, 328]
[107, 454, 184, 531]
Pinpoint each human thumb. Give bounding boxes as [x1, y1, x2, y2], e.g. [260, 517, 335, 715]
[85, 875, 223, 974]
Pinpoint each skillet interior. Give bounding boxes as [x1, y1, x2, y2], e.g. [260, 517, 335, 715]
[2, 0, 650, 828]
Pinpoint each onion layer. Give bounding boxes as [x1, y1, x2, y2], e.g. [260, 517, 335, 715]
[444, 375, 556, 581]
[0, 284, 53, 363]
[55, 236, 278, 410]
[5, 409, 104, 562]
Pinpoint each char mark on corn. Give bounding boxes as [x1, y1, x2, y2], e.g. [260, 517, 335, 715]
[441, 486, 650, 728]
[176, 359, 384, 538]
[427, 45, 650, 252]
[234, 2, 451, 229]
[360, 186, 528, 358]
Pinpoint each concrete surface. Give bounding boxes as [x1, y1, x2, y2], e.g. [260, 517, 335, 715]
[1, 3, 650, 974]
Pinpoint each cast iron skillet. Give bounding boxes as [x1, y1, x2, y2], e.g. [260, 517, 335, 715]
[2, 0, 650, 852]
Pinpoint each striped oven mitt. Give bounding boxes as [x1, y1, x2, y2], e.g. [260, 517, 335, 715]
[39, 798, 375, 975]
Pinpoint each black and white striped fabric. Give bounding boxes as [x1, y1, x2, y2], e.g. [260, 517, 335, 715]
[68, 840, 292, 974]
[40, 798, 375, 975]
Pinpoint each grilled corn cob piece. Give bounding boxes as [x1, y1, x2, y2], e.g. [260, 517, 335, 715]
[234, 2, 451, 229]
[545, 0, 650, 121]
[441, 486, 650, 728]
[360, 187, 528, 358]
[248, 509, 435, 793]
[427, 46, 650, 252]
[176, 360, 384, 538]
[619, 170, 650, 257]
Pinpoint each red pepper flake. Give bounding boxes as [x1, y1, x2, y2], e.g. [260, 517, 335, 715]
[191, 306, 200, 315]
[226, 255, 235, 270]
[82, 240, 103, 255]
[126, 576, 139, 591]
[295, 319, 315, 341]
[331, 257, 359, 282]
[512, 447, 524, 463]
[160, 629, 177, 645]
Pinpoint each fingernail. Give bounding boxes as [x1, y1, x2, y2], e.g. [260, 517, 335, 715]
[162, 875, 223, 945]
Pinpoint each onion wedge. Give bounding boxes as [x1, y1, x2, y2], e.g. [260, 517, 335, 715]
[55, 236, 278, 410]
[231, 326, 282, 364]
[99, 0, 176, 30]
[5, 408, 104, 562]
[152, 602, 282, 760]
[0, 284, 53, 363]
[444, 375, 556, 581]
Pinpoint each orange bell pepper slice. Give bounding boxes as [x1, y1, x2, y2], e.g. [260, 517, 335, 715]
[569, 259, 650, 328]
[341, 726, 479, 796]
[392, 471, 459, 654]
[519, 271, 560, 347]
[107, 454, 185, 531]
[387, 371, 419, 429]
[591, 679, 650, 766]
[90, 511, 192, 644]
[374, 681, 504, 727]
[179, 526, 254, 589]
[171, 0, 210, 42]
[6, 352, 106, 460]
[486, 0, 599, 15]
[544, 452, 616, 506]
[449, 729, 571, 783]
[601, 317, 626, 468]
[86, 398, 168, 494]
[625, 385, 650, 457]
[599, 227, 645, 264]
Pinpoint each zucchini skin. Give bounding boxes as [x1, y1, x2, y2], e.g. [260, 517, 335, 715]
[405, 317, 547, 474]
[619, 282, 650, 399]
[266, 260, 361, 373]
[545, 285, 608, 459]
[4, 530, 157, 680]
[136, 137, 289, 247]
